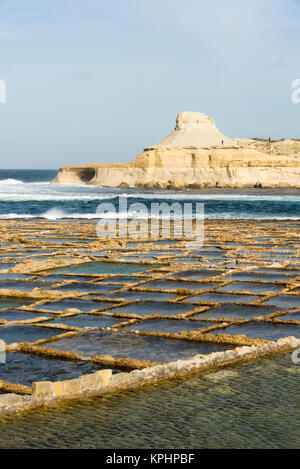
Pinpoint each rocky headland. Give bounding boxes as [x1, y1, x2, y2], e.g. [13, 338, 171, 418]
[52, 112, 300, 189]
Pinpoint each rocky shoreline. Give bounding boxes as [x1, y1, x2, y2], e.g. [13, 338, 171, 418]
[52, 112, 300, 189]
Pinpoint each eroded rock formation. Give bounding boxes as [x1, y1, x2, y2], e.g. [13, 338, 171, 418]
[52, 112, 300, 188]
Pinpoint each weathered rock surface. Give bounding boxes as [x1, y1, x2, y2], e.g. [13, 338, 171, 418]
[52, 112, 300, 189]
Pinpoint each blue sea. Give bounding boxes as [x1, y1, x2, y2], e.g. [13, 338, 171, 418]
[0, 169, 299, 220]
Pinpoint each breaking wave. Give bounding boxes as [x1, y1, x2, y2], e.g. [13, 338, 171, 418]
[0, 211, 298, 221]
[0, 170, 298, 221]
[0, 178, 24, 185]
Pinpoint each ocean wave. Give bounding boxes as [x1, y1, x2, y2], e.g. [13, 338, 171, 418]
[0, 210, 298, 221]
[122, 193, 300, 202]
[0, 180, 91, 187]
[0, 194, 117, 201]
[0, 213, 34, 219]
[0, 178, 24, 185]
[0, 191, 300, 202]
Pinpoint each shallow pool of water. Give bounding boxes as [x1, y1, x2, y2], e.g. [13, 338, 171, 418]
[39, 299, 113, 313]
[46, 330, 232, 361]
[124, 319, 214, 333]
[51, 314, 127, 329]
[167, 269, 223, 280]
[263, 295, 299, 308]
[0, 352, 298, 448]
[0, 325, 64, 344]
[0, 352, 105, 386]
[211, 321, 300, 340]
[196, 304, 281, 320]
[0, 310, 53, 322]
[185, 292, 259, 304]
[106, 290, 178, 301]
[217, 282, 283, 294]
[54, 263, 150, 275]
[0, 299, 32, 310]
[277, 310, 300, 321]
[142, 280, 205, 291]
[109, 301, 196, 317]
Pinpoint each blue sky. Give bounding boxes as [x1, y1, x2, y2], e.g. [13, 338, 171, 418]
[0, 0, 300, 168]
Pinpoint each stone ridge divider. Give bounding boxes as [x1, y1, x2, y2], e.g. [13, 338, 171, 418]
[0, 336, 299, 416]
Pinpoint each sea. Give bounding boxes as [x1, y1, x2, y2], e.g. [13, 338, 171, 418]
[0, 169, 299, 448]
[0, 169, 299, 221]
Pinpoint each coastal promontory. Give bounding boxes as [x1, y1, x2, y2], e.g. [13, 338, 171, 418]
[52, 112, 300, 189]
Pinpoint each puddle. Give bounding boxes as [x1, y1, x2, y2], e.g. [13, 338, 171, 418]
[167, 269, 223, 280]
[277, 310, 300, 321]
[0, 352, 107, 387]
[210, 321, 300, 341]
[39, 299, 114, 313]
[263, 295, 300, 308]
[22, 250, 57, 255]
[0, 310, 53, 322]
[0, 263, 16, 269]
[46, 330, 234, 362]
[0, 325, 64, 344]
[99, 283, 126, 293]
[38, 275, 96, 283]
[0, 274, 29, 280]
[217, 282, 283, 294]
[124, 319, 214, 333]
[108, 301, 196, 317]
[97, 276, 143, 284]
[257, 269, 300, 275]
[0, 280, 56, 292]
[141, 280, 207, 291]
[53, 263, 150, 275]
[184, 292, 259, 304]
[106, 291, 178, 301]
[0, 299, 33, 309]
[226, 272, 294, 282]
[51, 282, 101, 293]
[196, 304, 282, 319]
[51, 314, 127, 328]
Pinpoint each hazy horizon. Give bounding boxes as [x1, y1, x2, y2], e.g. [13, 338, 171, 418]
[1, 0, 300, 169]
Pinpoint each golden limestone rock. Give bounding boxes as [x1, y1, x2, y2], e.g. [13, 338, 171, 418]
[52, 112, 300, 189]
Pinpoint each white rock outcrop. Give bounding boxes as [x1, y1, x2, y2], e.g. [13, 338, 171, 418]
[52, 111, 300, 189]
[151, 111, 237, 148]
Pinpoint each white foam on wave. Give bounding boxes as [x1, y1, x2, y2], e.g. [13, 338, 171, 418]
[0, 178, 24, 185]
[1, 190, 300, 202]
[42, 208, 68, 220]
[123, 193, 300, 202]
[0, 194, 116, 201]
[0, 210, 298, 221]
[0, 213, 33, 219]
[0, 177, 300, 203]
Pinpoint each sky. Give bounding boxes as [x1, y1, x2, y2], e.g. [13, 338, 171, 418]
[0, 0, 300, 169]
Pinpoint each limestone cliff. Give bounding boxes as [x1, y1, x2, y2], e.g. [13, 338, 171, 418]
[52, 112, 300, 189]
